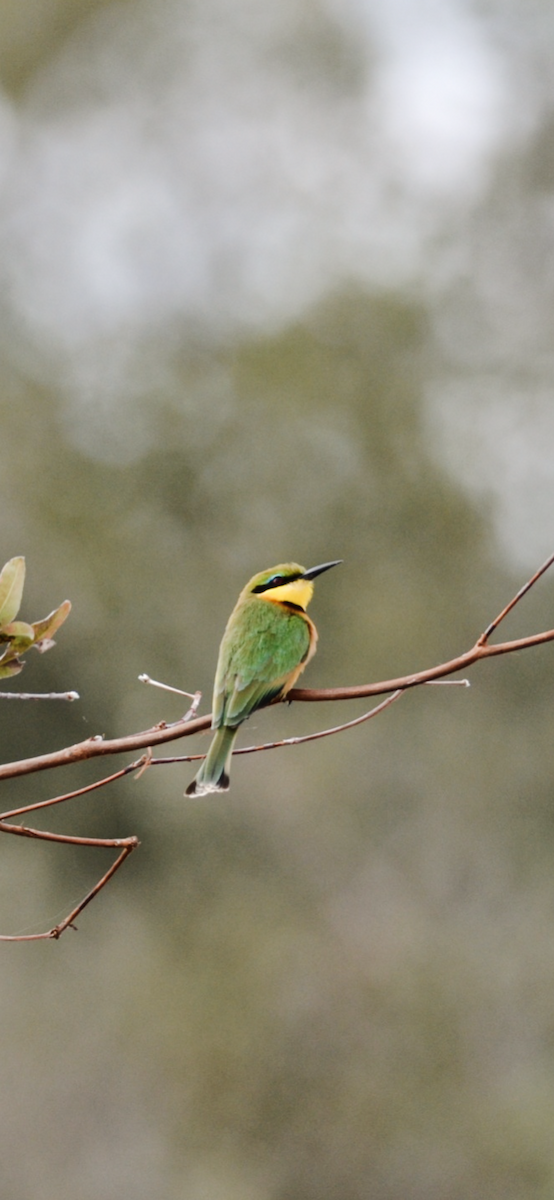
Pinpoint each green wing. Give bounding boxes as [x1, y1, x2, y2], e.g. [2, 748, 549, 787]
[212, 598, 311, 728]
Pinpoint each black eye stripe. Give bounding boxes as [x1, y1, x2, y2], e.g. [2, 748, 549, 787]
[252, 573, 301, 594]
[252, 575, 284, 593]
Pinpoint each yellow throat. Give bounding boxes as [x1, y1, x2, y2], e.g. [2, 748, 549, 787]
[260, 577, 314, 609]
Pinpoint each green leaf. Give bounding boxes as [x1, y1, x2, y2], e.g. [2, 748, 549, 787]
[0, 557, 25, 624]
[0, 621, 35, 651]
[0, 658, 23, 679]
[32, 599, 72, 643]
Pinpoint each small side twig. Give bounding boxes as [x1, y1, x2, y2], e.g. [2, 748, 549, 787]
[0, 691, 79, 701]
[477, 550, 554, 646]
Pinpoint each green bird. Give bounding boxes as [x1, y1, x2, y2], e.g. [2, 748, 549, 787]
[186, 560, 341, 796]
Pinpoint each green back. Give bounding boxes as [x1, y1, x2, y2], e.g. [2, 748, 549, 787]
[213, 596, 311, 728]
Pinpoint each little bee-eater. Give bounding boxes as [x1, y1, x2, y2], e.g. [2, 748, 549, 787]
[186, 560, 341, 796]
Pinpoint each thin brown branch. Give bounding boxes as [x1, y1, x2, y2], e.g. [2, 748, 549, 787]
[0, 758, 148, 822]
[153, 690, 406, 766]
[477, 550, 554, 645]
[0, 821, 137, 849]
[0, 842, 138, 942]
[49, 844, 137, 939]
[239, 688, 404, 751]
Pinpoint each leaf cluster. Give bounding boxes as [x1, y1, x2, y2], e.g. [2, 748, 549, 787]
[0, 557, 71, 679]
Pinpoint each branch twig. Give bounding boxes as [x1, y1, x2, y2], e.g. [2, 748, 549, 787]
[152, 690, 406, 765]
[0, 691, 79, 701]
[0, 842, 138, 942]
[477, 551, 554, 645]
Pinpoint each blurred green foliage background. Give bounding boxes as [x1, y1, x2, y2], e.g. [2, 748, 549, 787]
[1, 2, 554, 1197]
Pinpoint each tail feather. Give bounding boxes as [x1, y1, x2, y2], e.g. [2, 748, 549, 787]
[185, 725, 238, 796]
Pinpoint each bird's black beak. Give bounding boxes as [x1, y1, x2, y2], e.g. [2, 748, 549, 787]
[301, 560, 343, 581]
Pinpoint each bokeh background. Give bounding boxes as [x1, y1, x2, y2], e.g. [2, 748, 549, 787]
[1, 2, 554, 1197]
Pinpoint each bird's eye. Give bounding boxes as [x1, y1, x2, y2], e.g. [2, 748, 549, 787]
[252, 574, 288, 593]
